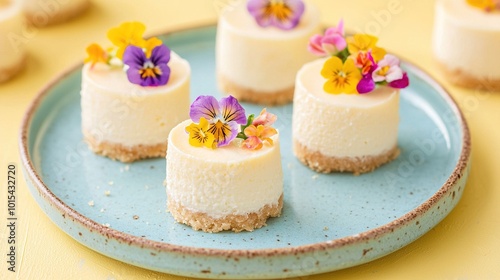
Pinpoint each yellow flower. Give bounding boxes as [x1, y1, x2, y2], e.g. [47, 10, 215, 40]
[321, 56, 362, 94]
[144, 37, 163, 58]
[467, 0, 496, 10]
[185, 117, 215, 148]
[347, 34, 386, 62]
[84, 43, 108, 67]
[107, 22, 146, 59]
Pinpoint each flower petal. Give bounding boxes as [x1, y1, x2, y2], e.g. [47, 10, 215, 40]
[321, 56, 343, 79]
[385, 66, 403, 82]
[186, 117, 215, 149]
[308, 34, 326, 56]
[253, 108, 277, 126]
[259, 125, 278, 138]
[150, 64, 170, 86]
[357, 75, 376, 94]
[107, 22, 146, 59]
[243, 136, 263, 150]
[123, 45, 146, 85]
[123, 45, 145, 69]
[244, 125, 259, 138]
[388, 72, 409, 89]
[150, 44, 171, 65]
[247, 0, 304, 30]
[190, 95, 220, 123]
[219, 95, 247, 124]
[84, 43, 107, 66]
[144, 37, 163, 58]
[321, 34, 347, 55]
[209, 120, 239, 147]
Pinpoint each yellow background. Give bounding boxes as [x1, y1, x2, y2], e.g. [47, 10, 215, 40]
[1, 0, 499, 279]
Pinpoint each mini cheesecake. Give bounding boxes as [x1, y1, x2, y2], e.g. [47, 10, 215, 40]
[81, 52, 190, 162]
[216, 0, 321, 105]
[166, 120, 283, 233]
[22, 0, 89, 26]
[0, 0, 26, 83]
[433, 0, 500, 90]
[292, 58, 400, 175]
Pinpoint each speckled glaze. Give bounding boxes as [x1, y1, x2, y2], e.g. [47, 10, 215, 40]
[19, 26, 471, 279]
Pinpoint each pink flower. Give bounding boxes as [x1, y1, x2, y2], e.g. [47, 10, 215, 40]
[252, 108, 277, 127]
[372, 54, 403, 83]
[308, 19, 346, 56]
[372, 54, 409, 89]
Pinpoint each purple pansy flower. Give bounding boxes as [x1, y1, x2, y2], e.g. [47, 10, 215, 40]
[123, 44, 171, 87]
[190, 95, 247, 147]
[247, 0, 305, 30]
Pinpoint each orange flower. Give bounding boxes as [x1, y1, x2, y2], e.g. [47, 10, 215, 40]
[242, 124, 277, 150]
[84, 43, 108, 67]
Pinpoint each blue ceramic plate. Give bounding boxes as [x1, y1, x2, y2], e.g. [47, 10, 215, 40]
[20, 26, 471, 279]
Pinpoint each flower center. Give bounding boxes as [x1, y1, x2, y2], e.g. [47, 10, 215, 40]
[263, 1, 292, 22]
[333, 70, 349, 86]
[140, 61, 162, 79]
[378, 66, 390, 77]
[208, 120, 232, 144]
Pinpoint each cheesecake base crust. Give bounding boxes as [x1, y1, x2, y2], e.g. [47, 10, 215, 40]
[167, 194, 283, 233]
[0, 55, 26, 83]
[25, 0, 89, 26]
[83, 130, 166, 163]
[218, 74, 294, 106]
[293, 140, 400, 175]
[437, 60, 500, 91]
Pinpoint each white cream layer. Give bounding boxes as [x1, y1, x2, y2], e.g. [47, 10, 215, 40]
[166, 120, 283, 218]
[81, 52, 190, 147]
[433, 0, 500, 79]
[0, 2, 25, 70]
[216, 0, 321, 93]
[293, 58, 400, 158]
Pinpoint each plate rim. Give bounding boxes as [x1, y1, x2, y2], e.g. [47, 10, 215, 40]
[19, 23, 471, 259]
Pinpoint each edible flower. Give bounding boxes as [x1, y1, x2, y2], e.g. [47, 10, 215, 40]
[308, 20, 410, 94]
[84, 43, 108, 67]
[186, 96, 279, 150]
[252, 108, 277, 126]
[241, 108, 278, 150]
[308, 19, 347, 56]
[346, 34, 386, 62]
[247, 0, 305, 30]
[144, 37, 163, 58]
[122, 44, 171, 87]
[354, 52, 377, 94]
[107, 21, 146, 59]
[85, 22, 175, 88]
[372, 54, 404, 83]
[372, 54, 409, 89]
[242, 124, 277, 150]
[321, 56, 362, 94]
[466, 0, 500, 11]
[185, 117, 216, 148]
[189, 95, 247, 147]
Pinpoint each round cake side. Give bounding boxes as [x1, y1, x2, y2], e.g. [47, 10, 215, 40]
[166, 120, 284, 233]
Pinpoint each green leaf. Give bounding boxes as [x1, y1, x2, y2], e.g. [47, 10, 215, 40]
[236, 114, 254, 140]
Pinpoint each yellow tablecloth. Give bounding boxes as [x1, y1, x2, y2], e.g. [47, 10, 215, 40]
[1, 0, 499, 279]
